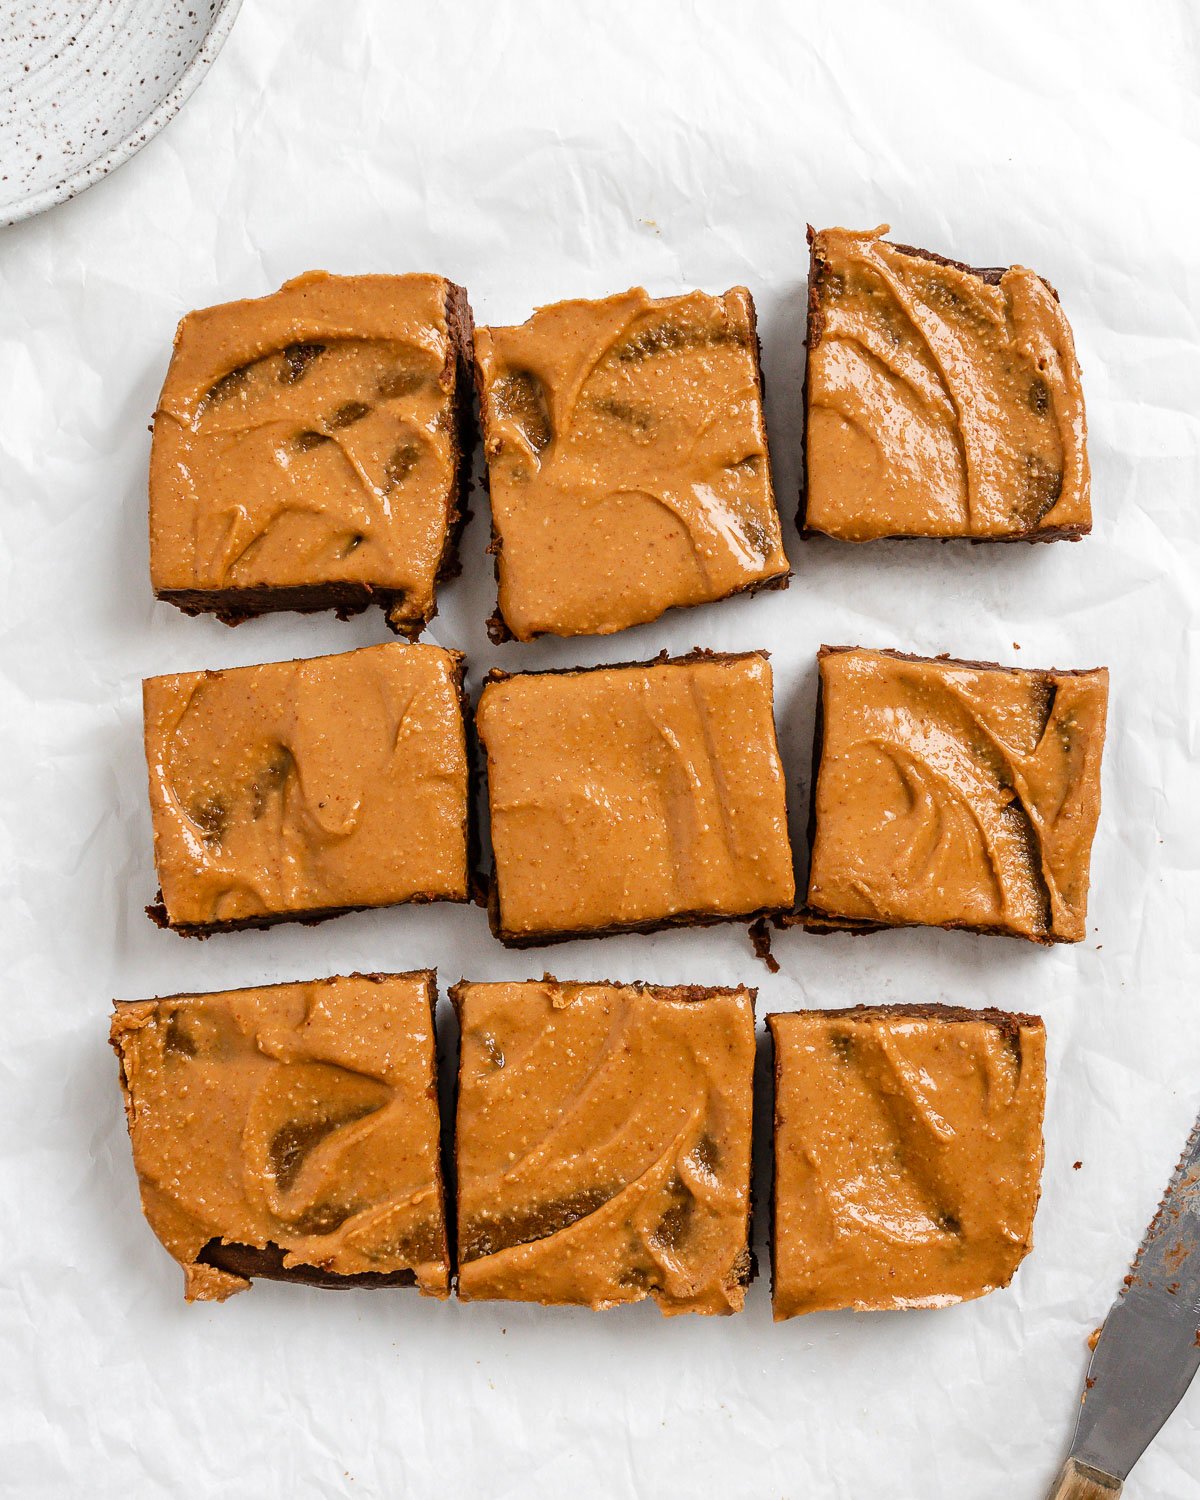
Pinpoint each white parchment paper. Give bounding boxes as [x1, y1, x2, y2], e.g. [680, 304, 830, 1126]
[2, 2, 1199, 1495]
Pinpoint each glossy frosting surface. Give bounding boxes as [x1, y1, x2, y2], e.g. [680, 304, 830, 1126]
[476, 286, 789, 639]
[454, 980, 755, 1314]
[770, 1007, 1046, 1317]
[807, 648, 1107, 941]
[477, 653, 795, 938]
[151, 272, 463, 630]
[143, 642, 469, 928]
[111, 973, 450, 1302]
[805, 226, 1090, 539]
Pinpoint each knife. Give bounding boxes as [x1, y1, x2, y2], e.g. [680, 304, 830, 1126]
[1048, 1108, 1200, 1498]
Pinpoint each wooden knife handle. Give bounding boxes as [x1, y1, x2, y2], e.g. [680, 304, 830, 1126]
[1047, 1459, 1123, 1499]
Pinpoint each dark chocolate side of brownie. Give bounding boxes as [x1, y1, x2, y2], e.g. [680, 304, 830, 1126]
[481, 645, 770, 689]
[155, 281, 477, 639]
[147, 653, 474, 936]
[477, 291, 789, 645]
[786, 644, 1097, 944]
[477, 648, 796, 945]
[797, 227, 1089, 545]
[196, 1240, 419, 1290]
[769, 1001, 1045, 1039]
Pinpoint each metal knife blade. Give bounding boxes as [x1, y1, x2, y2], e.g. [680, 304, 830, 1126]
[1059, 1107, 1200, 1490]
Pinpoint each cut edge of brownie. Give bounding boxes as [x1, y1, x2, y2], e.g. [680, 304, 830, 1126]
[765, 1001, 1045, 1039]
[111, 969, 451, 1295]
[448, 977, 758, 1308]
[147, 650, 475, 937]
[797, 226, 1090, 546]
[784, 644, 1103, 945]
[155, 279, 477, 640]
[476, 648, 797, 947]
[477, 288, 790, 646]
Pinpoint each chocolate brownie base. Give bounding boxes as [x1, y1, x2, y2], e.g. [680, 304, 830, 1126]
[798, 229, 1090, 545]
[197, 1239, 419, 1289]
[156, 282, 476, 638]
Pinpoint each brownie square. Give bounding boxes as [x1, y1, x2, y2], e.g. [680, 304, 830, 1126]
[143, 642, 470, 934]
[769, 1005, 1046, 1318]
[110, 971, 451, 1302]
[805, 646, 1107, 942]
[452, 979, 756, 1313]
[802, 226, 1090, 542]
[150, 272, 473, 637]
[474, 286, 789, 641]
[475, 650, 796, 944]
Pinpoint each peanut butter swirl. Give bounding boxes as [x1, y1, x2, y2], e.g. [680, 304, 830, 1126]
[476, 653, 796, 941]
[476, 286, 789, 640]
[143, 642, 469, 930]
[805, 226, 1090, 540]
[807, 648, 1107, 942]
[150, 273, 466, 634]
[453, 981, 756, 1314]
[110, 973, 450, 1302]
[769, 1006, 1046, 1317]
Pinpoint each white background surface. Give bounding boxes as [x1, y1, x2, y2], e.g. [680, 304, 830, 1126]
[2, 2, 1199, 1496]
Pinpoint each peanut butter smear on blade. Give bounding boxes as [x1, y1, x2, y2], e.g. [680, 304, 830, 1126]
[476, 286, 789, 640]
[143, 642, 469, 930]
[453, 980, 756, 1314]
[769, 1007, 1046, 1318]
[806, 647, 1107, 942]
[476, 653, 796, 940]
[110, 973, 450, 1303]
[150, 272, 466, 634]
[805, 226, 1090, 540]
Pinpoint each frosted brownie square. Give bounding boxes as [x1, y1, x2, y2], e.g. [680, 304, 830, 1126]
[804, 646, 1107, 942]
[476, 650, 795, 944]
[143, 642, 469, 933]
[769, 1004, 1046, 1317]
[475, 286, 789, 640]
[803, 226, 1090, 541]
[151, 272, 472, 636]
[453, 979, 755, 1314]
[111, 971, 450, 1302]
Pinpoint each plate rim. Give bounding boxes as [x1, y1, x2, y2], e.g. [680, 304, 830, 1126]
[0, 0, 245, 229]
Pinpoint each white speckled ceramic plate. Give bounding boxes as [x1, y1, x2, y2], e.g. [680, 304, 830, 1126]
[0, 0, 242, 227]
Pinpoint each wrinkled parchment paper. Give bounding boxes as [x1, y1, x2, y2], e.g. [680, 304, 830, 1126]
[3, 2, 1199, 1495]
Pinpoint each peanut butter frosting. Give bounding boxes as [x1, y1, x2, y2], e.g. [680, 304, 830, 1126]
[150, 272, 468, 635]
[475, 286, 789, 640]
[110, 972, 450, 1302]
[769, 1006, 1046, 1317]
[807, 647, 1107, 942]
[476, 653, 795, 941]
[143, 642, 469, 930]
[453, 980, 756, 1314]
[804, 226, 1090, 540]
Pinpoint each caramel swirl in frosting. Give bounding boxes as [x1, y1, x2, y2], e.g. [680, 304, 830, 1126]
[110, 973, 450, 1302]
[769, 1006, 1046, 1317]
[143, 642, 469, 930]
[151, 273, 467, 634]
[453, 980, 756, 1314]
[807, 647, 1107, 942]
[475, 286, 789, 640]
[805, 227, 1090, 539]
